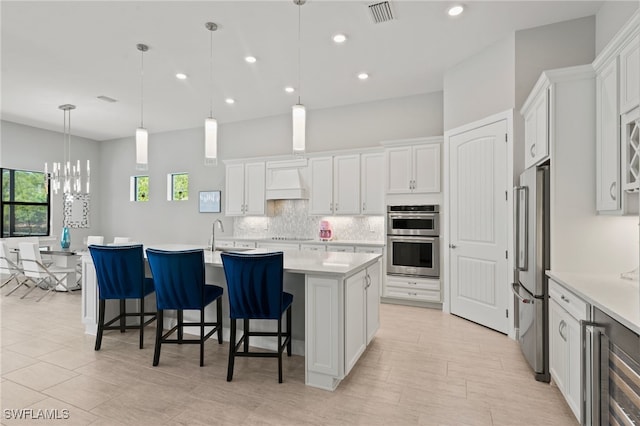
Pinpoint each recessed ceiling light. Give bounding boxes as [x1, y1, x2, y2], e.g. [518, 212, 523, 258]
[285, 87, 295, 93]
[175, 73, 188, 80]
[447, 5, 464, 16]
[333, 34, 347, 44]
[358, 73, 369, 80]
[245, 56, 257, 63]
[225, 98, 235, 104]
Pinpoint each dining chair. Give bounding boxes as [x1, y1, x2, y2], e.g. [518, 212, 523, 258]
[88, 244, 156, 351]
[75, 236, 104, 286]
[18, 242, 76, 302]
[112, 237, 130, 244]
[220, 251, 292, 383]
[0, 241, 27, 293]
[146, 248, 223, 367]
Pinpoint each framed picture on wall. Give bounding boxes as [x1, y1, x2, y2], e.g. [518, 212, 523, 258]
[199, 190, 221, 213]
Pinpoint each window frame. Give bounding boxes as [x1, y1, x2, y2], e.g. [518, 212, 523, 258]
[1, 168, 51, 237]
[167, 172, 189, 201]
[130, 175, 149, 202]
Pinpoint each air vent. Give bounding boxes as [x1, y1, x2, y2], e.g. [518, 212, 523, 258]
[97, 95, 118, 103]
[368, 1, 394, 24]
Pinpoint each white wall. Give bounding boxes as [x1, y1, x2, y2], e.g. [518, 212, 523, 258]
[98, 93, 443, 245]
[595, 1, 639, 55]
[443, 35, 515, 132]
[1, 120, 102, 244]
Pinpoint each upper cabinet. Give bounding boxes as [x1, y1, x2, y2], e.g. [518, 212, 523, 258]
[384, 139, 441, 194]
[593, 12, 639, 215]
[309, 152, 383, 216]
[360, 152, 385, 215]
[619, 34, 640, 115]
[225, 161, 266, 216]
[522, 79, 550, 169]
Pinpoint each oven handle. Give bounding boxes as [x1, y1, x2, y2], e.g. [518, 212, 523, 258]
[581, 320, 607, 426]
[510, 282, 532, 304]
[388, 213, 438, 220]
[387, 235, 438, 243]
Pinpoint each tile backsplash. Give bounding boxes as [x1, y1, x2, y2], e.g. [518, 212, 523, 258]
[233, 200, 384, 241]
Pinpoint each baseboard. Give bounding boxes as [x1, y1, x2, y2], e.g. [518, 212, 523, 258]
[381, 296, 442, 310]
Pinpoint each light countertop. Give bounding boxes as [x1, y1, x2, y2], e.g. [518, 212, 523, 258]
[144, 244, 382, 277]
[546, 271, 640, 335]
[219, 238, 385, 246]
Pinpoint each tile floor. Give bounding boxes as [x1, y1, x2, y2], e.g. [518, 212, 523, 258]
[1, 286, 577, 425]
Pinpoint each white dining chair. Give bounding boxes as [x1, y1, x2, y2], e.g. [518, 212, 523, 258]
[112, 237, 130, 244]
[1, 241, 28, 294]
[18, 242, 76, 302]
[87, 236, 105, 246]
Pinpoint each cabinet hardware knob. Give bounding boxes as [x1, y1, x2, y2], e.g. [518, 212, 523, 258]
[561, 295, 570, 303]
[449, 244, 457, 249]
[530, 143, 536, 157]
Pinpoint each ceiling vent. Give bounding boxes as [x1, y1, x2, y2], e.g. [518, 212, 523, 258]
[97, 95, 117, 103]
[368, 1, 394, 24]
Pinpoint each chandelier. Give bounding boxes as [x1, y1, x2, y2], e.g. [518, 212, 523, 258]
[45, 104, 90, 195]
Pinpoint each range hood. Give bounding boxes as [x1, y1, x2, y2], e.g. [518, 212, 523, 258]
[265, 159, 309, 200]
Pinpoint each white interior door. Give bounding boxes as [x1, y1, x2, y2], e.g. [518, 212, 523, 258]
[449, 119, 509, 334]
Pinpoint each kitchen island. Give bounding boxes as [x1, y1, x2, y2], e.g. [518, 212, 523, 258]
[81, 245, 382, 390]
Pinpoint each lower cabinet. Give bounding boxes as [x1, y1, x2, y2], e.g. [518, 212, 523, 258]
[345, 260, 381, 374]
[549, 279, 589, 423]
[385, 275, 441, 303]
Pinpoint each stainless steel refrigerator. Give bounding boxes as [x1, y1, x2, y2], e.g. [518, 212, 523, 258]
[512, 164, 550, 382]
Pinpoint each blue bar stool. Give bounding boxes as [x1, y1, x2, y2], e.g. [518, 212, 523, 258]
[221, 251, 292, 383]
[146, 248, 223, 367]
[88, 244, 156, 351]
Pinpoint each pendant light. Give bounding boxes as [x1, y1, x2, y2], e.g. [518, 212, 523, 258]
[204, 22, 218, 166]
[45, 104, 90, 195]
[136, 43, 149, 171]
[292, 0, 306, 154]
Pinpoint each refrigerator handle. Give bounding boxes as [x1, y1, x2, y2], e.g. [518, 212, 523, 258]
[513, 186, 528, 271]
[510, 282, 532, 304]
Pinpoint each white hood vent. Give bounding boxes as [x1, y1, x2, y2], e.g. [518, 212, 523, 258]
[265, 159, 309, 200]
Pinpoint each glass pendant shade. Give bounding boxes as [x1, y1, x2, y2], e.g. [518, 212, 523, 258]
[136, 127, 148, 169]
[205, 117, 218, 162]
[292, 104, 306, 154]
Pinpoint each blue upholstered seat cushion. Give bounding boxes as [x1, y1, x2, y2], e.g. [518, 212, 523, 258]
[203, 284, 224, 307]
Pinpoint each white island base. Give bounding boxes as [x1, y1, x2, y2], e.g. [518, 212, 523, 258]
[82, 247, 381, 391]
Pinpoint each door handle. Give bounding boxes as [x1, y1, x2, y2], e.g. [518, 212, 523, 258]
[609, 181, 617, 201]
[530, 143, 536, 157]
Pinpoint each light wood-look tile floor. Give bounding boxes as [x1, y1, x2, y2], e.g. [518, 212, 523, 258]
[1, 287, 578, 425]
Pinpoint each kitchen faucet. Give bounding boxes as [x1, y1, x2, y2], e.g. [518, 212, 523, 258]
[212, 219, 224, 252]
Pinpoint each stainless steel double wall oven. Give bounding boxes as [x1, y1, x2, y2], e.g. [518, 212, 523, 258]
[386, 205, 440, 278]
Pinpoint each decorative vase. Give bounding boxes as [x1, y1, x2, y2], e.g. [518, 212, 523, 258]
[60, 226, 71, 249]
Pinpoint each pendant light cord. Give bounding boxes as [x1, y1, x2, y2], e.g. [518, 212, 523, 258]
[297, 3, 302, 104]
[140, 48, 144, 128]
[209, 28, 213, 118]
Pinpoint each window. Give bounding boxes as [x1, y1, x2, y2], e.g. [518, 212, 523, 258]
[130, 175, 149, 202]
[167, 173, 188, 201]
[1, 168, 51, 237]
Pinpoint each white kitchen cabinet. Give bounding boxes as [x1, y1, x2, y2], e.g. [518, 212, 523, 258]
[522, 84, 549, 169]
[256, 242, 299, 251]
[360, 152, 385, 214]
[344, 269, 366, 374]
[333, 155, 361, 215]
[548, 279, 589, 423]
[594, 13, 640, 215]
[596, 57, 621, 212]
[309, 157, 334, 215]
[354, 246, 384, 254]
[384, 275, 441, 303]
[225, 162, 266, 216]
[300, 243, 326, 252]
[309, 155, 362, 216]
[327, 245, 355, 253]
[621, 107, 640, 193]
[385, 143, 440, 194]
[619, 34, 640, 114]
[344, 260, 381, 375]
[234, 241, 256, 249]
